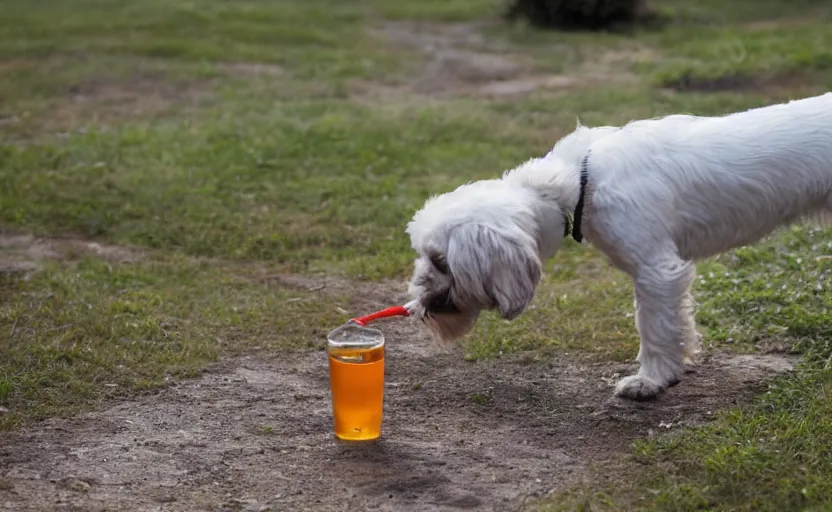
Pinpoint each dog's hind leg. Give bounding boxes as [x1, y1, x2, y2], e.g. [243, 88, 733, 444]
[679, 288, 702, 368]
[632, 285, 699, 372]
[615, 255, 695, 400]
[630, 285, 700, 361]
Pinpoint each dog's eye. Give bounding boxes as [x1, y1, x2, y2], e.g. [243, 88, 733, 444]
[429, 252, 449, 275]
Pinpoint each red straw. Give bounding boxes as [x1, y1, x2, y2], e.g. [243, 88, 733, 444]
[351, 305, 410, 326]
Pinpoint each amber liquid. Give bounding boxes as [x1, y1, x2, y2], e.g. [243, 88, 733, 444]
[328, 344, 384, 441]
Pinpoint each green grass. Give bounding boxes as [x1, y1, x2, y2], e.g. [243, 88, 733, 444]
[545, 367, 832, 511]
[546, 368, 832, 511]
[2, 0, 830, 275]
[375, 0, 503, 21]
[1, 0, 832, 508]
[464, 257, 639, 361]
[0, 255, 348, 429]
[697, 228, 832, 353]
[0, 105, 543, 274]
[540, 227, 832, 511]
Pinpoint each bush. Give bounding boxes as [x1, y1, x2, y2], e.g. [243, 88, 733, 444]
[505, 0, 651, 31]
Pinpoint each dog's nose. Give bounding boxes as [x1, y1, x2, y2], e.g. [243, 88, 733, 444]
[426, 289, 459, 314]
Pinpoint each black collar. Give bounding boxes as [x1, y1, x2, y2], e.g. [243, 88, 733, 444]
[564, 153, 590, 243]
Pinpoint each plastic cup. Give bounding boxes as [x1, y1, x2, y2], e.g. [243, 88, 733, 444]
[326, 321, 385, 441]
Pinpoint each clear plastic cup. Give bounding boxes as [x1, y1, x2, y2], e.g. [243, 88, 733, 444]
[326, 321, 385, 441]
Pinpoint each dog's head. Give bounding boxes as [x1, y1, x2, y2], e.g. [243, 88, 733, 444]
[406, 178, 565, 343]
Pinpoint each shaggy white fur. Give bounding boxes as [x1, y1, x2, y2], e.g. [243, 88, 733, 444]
[406, 93, 832, 400]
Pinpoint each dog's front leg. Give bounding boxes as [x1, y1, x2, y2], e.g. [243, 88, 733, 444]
[615, 258, 695, 400]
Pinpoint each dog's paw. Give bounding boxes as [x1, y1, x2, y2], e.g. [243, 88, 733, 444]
[614, 374, 667, 400]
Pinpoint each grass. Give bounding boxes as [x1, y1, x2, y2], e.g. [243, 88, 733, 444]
[697, 228, 832, 352]
[0, 254, 350, 429]
[543, 227, 832, 511]
[1, 0, 831, 508]
[2, 1, 831, 277]
[547, 366, 832, 511]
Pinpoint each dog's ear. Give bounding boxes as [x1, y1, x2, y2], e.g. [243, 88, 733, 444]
[447, 224, 541, 319]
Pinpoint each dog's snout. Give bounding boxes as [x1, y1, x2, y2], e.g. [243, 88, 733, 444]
[426, 289, 460, 314]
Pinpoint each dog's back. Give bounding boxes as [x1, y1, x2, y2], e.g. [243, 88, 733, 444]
[588, 93, 832, 260]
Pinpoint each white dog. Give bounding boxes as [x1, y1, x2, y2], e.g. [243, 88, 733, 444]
[406, 93, 832, 400]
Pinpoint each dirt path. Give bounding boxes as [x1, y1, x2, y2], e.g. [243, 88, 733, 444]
[0, 303, 795, 511]
[355, 22, 646, 102]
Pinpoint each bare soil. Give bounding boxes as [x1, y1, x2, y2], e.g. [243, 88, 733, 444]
[64, 73, 200, 119]
[3, 59, 212, 139]
[0, 234, 141, 274]
[360, 22, 645, 100]
[657, 62, 829, 94]
[0, 271, 796, 511]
